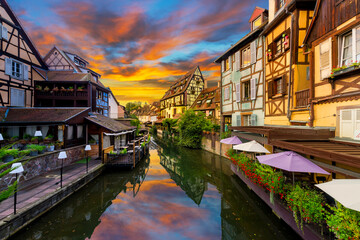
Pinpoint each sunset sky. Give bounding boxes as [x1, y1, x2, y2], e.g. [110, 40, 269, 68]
[11, 0, 267, 105]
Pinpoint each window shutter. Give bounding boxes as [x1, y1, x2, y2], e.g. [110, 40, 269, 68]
[320, 38, 331, 80]
[228, 56, 232, 70]
[5, 58, 12, 75]
[235, 51, 240, 71]
[236, 115, 241, 126]
[236, 83, 241, 102]
[268, 81, 273, 98]
[250, 40, 257, 64]
[250, 78, 257, 100]
[251, 114, 257, 126]
[221, 60, 225, 72]
[1, 25, 8, 41]
[281, 75, 287, 95]
[23, 64, 29, 80]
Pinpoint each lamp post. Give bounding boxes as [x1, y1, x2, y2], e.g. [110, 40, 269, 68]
[10, 163, 24, 214]
[34, 131, 42, 137]
[84, 145, 91, 173]
[58, 151, 67, 188]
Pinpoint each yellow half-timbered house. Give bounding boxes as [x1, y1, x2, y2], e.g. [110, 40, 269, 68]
[160, 66, 205, 119]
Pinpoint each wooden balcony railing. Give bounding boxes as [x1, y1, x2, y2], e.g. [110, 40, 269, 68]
[295, 89, 310, 108]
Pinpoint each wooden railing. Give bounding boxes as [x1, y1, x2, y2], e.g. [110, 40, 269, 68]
[295, 89, 310, 108]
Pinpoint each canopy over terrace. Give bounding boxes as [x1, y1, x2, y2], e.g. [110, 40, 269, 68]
[0, 107, 90, 148]
[85, 113, 136, 158]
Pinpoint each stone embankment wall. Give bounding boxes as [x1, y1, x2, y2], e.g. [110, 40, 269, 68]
[0, 144, 95, 190]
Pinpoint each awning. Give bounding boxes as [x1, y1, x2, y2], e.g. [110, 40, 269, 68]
[104, 130, 135, 136]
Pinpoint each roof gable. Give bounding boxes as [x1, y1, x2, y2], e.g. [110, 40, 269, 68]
[43, 46, 80, 72]
[249, 7, 267, 23]
[0, 0, 47, 69]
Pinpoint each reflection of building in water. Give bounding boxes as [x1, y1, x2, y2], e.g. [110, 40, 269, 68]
[159, 152, 206, 205]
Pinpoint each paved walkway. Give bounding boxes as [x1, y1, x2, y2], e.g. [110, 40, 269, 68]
[0, 159, 102, 220]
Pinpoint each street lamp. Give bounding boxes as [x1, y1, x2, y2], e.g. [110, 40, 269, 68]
[10, 163, 24, 214]
[58, 151, 67, 188]
[34, 131, 42, 137]
[84, 145, 91, 173]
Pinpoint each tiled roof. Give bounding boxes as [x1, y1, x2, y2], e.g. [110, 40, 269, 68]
[46, 71, 107, 90]
[160, 66, 199, 101]
[85, 113, 135, 133]
[0, 107, 90, 123]
[133, 104, 160, 117]
[191, 87, 220, 111]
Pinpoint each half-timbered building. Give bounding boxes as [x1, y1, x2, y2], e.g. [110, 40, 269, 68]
[160, 66, 205, 119]
[0, 0, 47, 108]
[263, 0, 315, 126]
[215, 7, 268, 130]
[34, 46, 110, 116]
[190, 86, 221, 124]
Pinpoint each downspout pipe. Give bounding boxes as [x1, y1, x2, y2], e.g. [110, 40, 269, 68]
[286, 8, 294, 120]
[219, 63, 223, 157]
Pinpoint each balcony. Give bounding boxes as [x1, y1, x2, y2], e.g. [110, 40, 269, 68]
[295, 89, 310, 108]
[35, 83, 89, 100]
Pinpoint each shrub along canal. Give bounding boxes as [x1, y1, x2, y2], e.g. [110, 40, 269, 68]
[11, 141, 300, 240]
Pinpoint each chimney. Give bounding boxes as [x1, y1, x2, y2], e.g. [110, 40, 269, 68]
[204, 80, 208, 88]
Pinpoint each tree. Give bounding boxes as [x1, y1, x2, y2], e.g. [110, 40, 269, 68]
[178, 110, 207, 148]
[125, 101, 143, 112]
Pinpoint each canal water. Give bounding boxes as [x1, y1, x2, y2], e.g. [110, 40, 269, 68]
[11, 141, 300, 240]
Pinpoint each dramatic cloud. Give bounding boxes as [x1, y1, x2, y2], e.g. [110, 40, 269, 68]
[12, 0, 267, 104]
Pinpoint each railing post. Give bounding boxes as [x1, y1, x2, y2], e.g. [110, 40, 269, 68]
[133, 143, 135, 168]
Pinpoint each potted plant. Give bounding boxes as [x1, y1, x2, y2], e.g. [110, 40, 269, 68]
[0, 149, 19, 162]
[52, 87, 59, 92]
[44, 86, 50, 92]
[47, 144, 55, 152]
[35, 85, 42, 91]
[119, 148, 127, 155]
[19, 149, 31, 157]
[60, 86, 66, 92]
[44, 134, 54, 144]
[68, 86, 74, 92]
[77, 86, 85, 91]
[9, 136, 19, 143]
[26, 144, 46, 156]
[55, 141, 62, 150]
[30, 137, 38, 144]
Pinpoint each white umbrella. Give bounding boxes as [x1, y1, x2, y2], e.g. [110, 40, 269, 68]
[233, 140, 270, 153]
[315, 179, 360, 212]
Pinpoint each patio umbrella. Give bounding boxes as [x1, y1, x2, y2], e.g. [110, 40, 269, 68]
[315, 179, 360, 212]
[233, 140, 270, 153]
[256, 151, 330, 184]
[220, 136, 242, 145]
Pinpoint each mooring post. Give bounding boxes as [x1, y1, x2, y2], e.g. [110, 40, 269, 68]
[133, 143, 135, 168]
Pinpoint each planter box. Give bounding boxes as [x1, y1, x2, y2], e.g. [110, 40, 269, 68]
[29, 151, 38, 157]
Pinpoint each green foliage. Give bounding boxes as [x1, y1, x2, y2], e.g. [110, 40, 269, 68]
[89, 139, 96, 144]
[162, 118, 178, 134]
[286, 184, 326, 232]
[23, 134, 31, 140]
[10, 136, 19, 141]
[120, 148, 127, 154]
[326, 203, 360, 239]
[125, 101, 143, 112]
[0, 149, 19, 159]
[30, 137, 38, 142]
[45, 134, 54, 140]
[109, 151, 117, 155]
[26, 144, 46, 152]
[19, 150, 31, 156]
[178, 110, 206, 148]
[150, 125, 157, 136]
[221, 130, 232, 139]
[141, 142, 146, 148]
[130, 119, 141, 136]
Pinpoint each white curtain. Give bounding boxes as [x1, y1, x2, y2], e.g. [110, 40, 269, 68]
[77, 125, 84, 138]
[67, 126, 74, 140]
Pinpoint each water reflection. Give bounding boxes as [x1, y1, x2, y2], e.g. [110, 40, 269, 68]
[11, 141, 299, 240]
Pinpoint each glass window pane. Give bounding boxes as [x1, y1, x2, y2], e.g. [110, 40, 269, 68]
[342, 110, 352, 121]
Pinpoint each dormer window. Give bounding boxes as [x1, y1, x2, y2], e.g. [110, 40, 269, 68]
[252, 16, 262, 31]
[93, 75, 98, 83]
[74, 59, 79, 64]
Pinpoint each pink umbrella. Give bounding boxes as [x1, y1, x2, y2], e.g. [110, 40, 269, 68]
[220, 136, 242, 145]
[257, 151, 330, 184]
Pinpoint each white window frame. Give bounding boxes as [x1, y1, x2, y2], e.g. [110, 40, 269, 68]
[241, 46, 251, 68]
[340, 27, 360, 67]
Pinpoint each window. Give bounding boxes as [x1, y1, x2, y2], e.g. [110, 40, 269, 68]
[12, 61, 22, 79]
[67, 126, 74, 140]
[74, 59, 79, 64]
[77, 125, 84, 138]
[224, 86, 230, 100]
[276, 38, 284, 55]
[274, 78, 283, 95]
[173, 108, 177, 116]
[243, 81, 250, 101]
[97, 91, 102, 99]
[339, 109, 360, 139]
[340, 27, 360, 66]
[243, 115, 251, 126]
[252, 16, 262, 30]
[242, 47, 251, 68]
[225, 58, 230, 70]
[10, 88, 25, 107]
